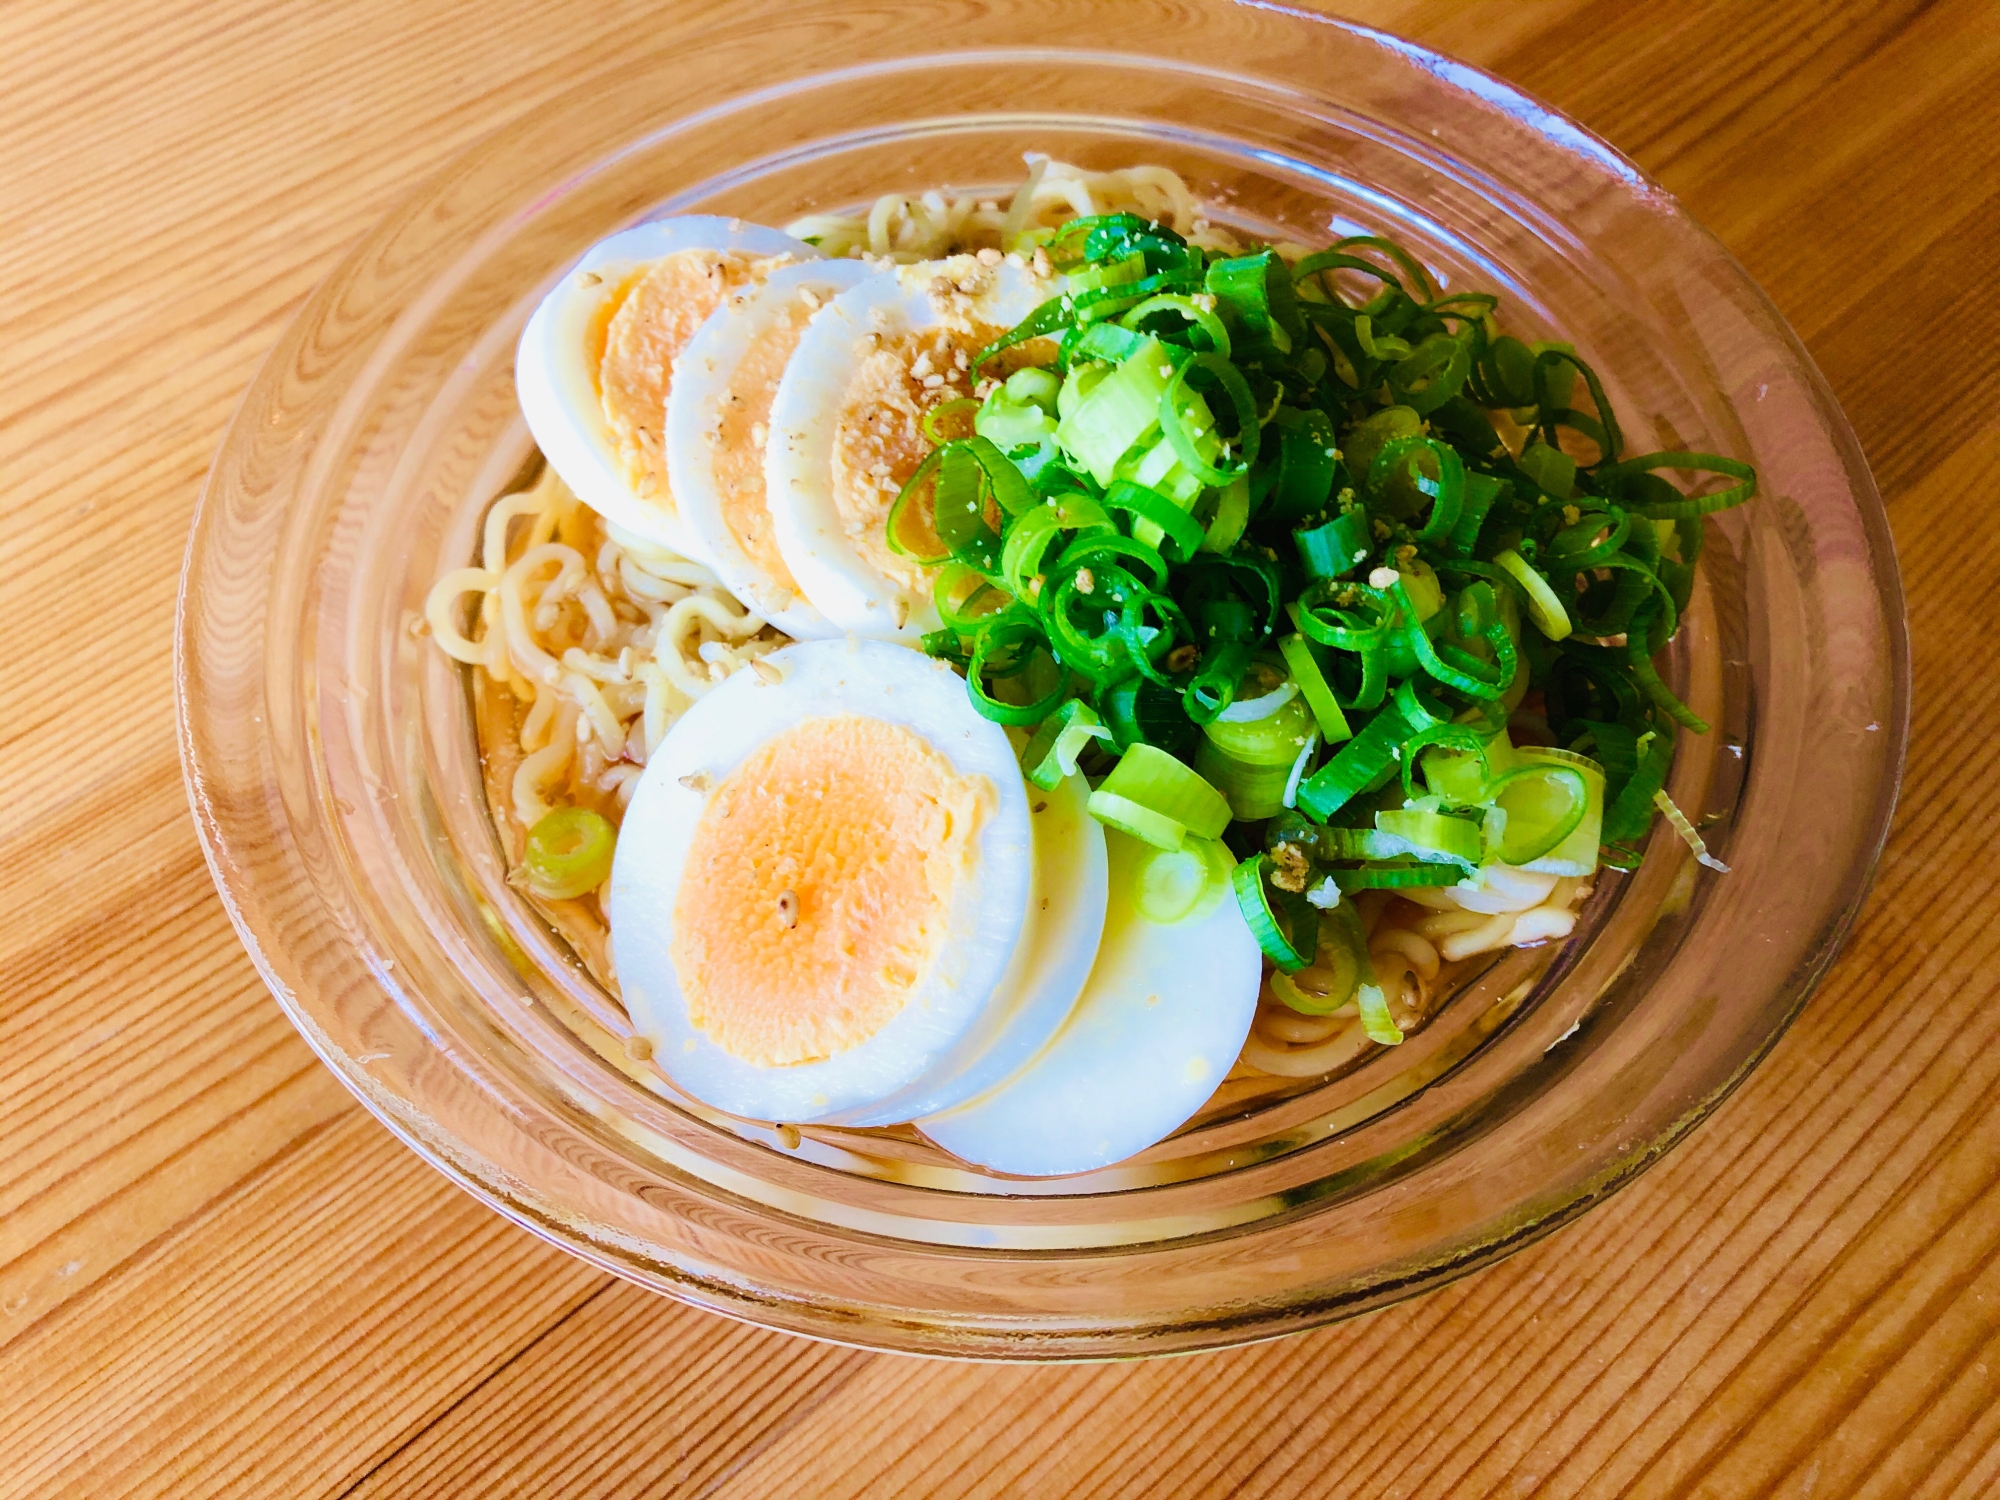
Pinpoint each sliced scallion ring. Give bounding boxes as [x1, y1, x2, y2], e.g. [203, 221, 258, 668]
[1278, 634, 1353, 744]
[1021, 699, 1111, 791]
[522, 807, 616, 900]
[1488, 762, 1589, 866]
[1357, 983, 1404, 1045]
[1086, 789, 1187, 851]
[1093, 743, 1232, 840]
[1217, 678, 1299, 723]
[1231, 853, 1318, 971]
[1132, 835, 1233, 924]
[1494, 549, 1573, 641]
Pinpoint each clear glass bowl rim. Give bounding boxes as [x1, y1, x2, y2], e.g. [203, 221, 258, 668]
[177, 10, 1908, 1360]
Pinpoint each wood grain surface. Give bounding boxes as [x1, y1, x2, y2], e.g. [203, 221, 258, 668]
[3, 1, 1996, 1495]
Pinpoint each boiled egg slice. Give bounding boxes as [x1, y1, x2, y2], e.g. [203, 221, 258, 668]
[919, 828, 1262, 1177]
[516, 216, 818, 561]
[765, 255, 1057, 641]
[609, 638, 1036, 1125]
[665, 259, 874, 637]
[831, 762, 1107, 1127]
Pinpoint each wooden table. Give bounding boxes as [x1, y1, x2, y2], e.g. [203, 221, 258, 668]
[4, 1, 1995, 1494]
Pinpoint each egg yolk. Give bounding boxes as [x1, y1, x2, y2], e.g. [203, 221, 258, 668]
[828, 258, 1053, 594]
[596, 248, 793, 513]
[670, 714, 987, 1067]
[708, 294, 816, 595]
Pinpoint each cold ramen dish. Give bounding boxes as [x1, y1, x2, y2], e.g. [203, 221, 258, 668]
[424, 160, 1756, 1178]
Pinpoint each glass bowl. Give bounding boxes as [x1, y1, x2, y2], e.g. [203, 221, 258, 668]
[176, 9, 1906, 1359]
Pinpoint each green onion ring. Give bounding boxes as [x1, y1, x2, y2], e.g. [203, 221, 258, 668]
[1160, 352, 1260, 486]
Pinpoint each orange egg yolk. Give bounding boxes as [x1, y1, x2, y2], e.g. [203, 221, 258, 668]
[595, 248, 792, 512]
[669, 714, 986, 1067]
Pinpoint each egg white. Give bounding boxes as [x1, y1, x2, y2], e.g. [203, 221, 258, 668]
[764, 260, 1053, 641]
[665, 259, 874, 637]
[608, 638, 1034, 1125]
[918, 828, 1263, 1177]
[516, 215, 818, 562]
[830, 765, 1108, 1126]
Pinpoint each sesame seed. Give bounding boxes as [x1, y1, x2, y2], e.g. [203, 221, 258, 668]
[775, 890, 799, 929]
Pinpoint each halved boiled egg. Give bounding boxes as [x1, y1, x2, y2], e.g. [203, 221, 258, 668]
[765, 254, 1057, 641]
[919, 828, 1263, 1177]
[516, 216, 818, 560]
[609, 638, 1106, 1126]
[665, 259, 875, 637]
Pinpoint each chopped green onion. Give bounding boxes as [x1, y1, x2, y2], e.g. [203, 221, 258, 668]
[522, 807, 616, 900]
[1232, 853, 1318, 971]
[1487, 762, 1589, 866]
[1159, 352, 1257, 487]
[1204, 250, 1300, 355]
[1261, 407, 1340, 521]
[1366, 434, 1463, 538]
[1099, 675, 1200, 758]
[872, 213, 1758, 911]
[1201, 476, 1251, 554]
[1357, 981, 1404, 1045]
[1508, 749, 1605, 875]
[1296, 699, 1410, 822]
[1132, 836, 1233, 924]
[1518, 439, 1576, 500]
[1216, 677, 1300, 724]
[1091, 743, 1231, 841]
[1197, 691, 1314, 821]
[923, 397, 980, 444]
[1375, 807, 1484, 867]
[1022, 699, 1110, 790]
[1272, 901, 1368, 1015]
[933, 561, 1009, 631]
[1103, 478, 1205, 562]
[1055, 337, 1191, 484]
[965, 617, 1068, 727]
[1654, 787, 1731, 872]
[1121, 291, 1231, 357]
[1086, 790, 1188, 850]
[885, 446, 952, 565]
[1278, 634, 1353, 744]
[1293, 509, 1371, 581]
[1333, 861, 1464, 892]
[1598, 452, 1757, 519]
[1494, 549, 1573, 641]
